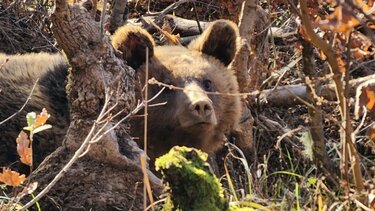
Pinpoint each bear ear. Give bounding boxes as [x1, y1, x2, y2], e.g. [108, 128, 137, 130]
[188, 20, 239, 66]
[112, 25, 155, 69]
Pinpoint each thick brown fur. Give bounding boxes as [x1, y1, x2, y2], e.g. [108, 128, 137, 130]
[114, 20, 242, 163]
[0, 53, 69, 171]
[112, 25, 155, 69]
[0, 20, 241, 172]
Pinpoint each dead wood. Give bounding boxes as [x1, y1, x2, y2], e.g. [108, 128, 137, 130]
[252, 74, 375, 107]
[21, 0, 161, 209]
[299, 0, 365, 197]
[301, 40, 337, 175]
[132, 15, 287, 42]
[133, 14, 210, 37]
[229, 2, 270, 158]
[109, 0, 128, 33]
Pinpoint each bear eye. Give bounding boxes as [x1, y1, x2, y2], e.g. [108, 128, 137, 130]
[203, 79, 212, 92]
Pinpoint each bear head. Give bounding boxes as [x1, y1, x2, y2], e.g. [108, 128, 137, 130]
[112, 20, 242, 162]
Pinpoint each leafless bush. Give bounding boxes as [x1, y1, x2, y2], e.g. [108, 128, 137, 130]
[0, 0, 56, 54]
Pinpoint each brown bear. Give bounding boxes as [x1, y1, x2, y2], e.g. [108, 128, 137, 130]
[0, 20, 241, 170]
[113, 20, 242, 162]
[0, 53, 70, 170]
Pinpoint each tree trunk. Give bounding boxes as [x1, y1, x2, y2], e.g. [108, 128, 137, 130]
[109, 0, 128, 33]
[24, 0, 161, 209]
[228, 1, 270, 159]
[301, 40, 338, 174]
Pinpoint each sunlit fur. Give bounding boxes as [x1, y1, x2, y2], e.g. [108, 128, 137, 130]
[0, 20, 242, 170]
[117, 20, 242, 162]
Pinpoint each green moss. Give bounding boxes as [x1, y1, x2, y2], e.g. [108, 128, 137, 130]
[155, 146, 228, 211]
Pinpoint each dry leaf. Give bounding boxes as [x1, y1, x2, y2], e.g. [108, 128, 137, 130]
[17, 182, 38, 199]
[354, 0, 372, 13]
[365, 88, 375, 110]
[35, 108, 50, 128]
[0, 168, 26, 187]
[354, 79, 375, 119]
[337, 31, 374, 60]
[314, 6, 359, 34]
[298, 25, 311, 41]
[16, 131, 32, 166]
[337, 56, 346, 73]
[367, 125, 375, 140]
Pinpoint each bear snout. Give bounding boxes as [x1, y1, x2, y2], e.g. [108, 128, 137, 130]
[190, 99, 213, 117]
[177, 83, 218, 127]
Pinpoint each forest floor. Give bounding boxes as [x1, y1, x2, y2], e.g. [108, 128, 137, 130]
[1, 0, 375, 210]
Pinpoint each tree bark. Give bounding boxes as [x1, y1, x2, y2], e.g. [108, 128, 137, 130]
[228, 1, 270, 158]
[23, 1, 161, 209]
[301, 40, 337, 174]
[109, 0, 128, 33]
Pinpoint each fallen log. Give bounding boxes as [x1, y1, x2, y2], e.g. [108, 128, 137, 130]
[251, 74, 375, 107]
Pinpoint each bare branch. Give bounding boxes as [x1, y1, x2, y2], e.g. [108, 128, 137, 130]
[0, 79, 39, 126]
[19, 84, 165, 210]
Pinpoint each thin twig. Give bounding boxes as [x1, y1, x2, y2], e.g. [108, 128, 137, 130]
[143, 47, 150, 211]
[148, 77, 254, 97]
[0, 78, 39, 125]
[271, 56, 302, 92]
[299, 0, 365, 197]
[142, 18, 181, 45]
[19, 85, 166, 210]
[192, 1, 202, 34]
[350, 58, 375, 74]
[90, 87, 166, 143]
[146, 198, 167, 210]
[18, 95, 108, 211]
[275, 126, 304, 150]
[353, 106, 367, 137]
[100, 0, 108, 37]
[146, 0, 192, 16]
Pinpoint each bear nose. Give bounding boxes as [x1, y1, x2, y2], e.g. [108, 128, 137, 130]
[191, 100, 213, 117]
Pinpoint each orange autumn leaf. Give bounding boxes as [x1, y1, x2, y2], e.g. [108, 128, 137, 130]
[368, 126, 375, 140]
[16, 131, 32, 166]
[352, 48, 373, 60]
[355, 79, 375, 119]
[315, 6, 359, 34]
[337, 56, 346, 73]
[34, 108, 50, 128]
[354, 0, 372, 13]
[336, 31, 374, 60]
[0, 168, 26, 187]
[365, 89, 375, 110]
[367, 22, 375, 29]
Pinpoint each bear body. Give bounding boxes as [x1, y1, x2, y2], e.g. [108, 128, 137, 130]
[0, 20, 241, 169]
[0, 52, 69, 169]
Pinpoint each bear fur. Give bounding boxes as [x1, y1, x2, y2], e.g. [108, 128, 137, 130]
[0, 20, 241, 170]
[115, 20, 242, 162]
[0, 53, 69, 170]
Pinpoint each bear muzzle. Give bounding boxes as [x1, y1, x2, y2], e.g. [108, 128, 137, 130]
[177, 83, 218, 128]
